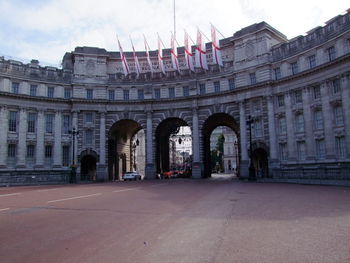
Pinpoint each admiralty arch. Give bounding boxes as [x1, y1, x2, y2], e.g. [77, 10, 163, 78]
[1, 10, 350, 185]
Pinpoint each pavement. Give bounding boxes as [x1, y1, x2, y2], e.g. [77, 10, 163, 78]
[0, 179, 349, 263]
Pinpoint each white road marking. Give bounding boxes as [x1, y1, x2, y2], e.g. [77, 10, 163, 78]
[37, 188, 61, 192]
[47, 193, 102, 203]
[0, 208, 10, 212]
[0, 193, 22, 197]
[150, 183, 168, 187]
[112, 188, 140, 193]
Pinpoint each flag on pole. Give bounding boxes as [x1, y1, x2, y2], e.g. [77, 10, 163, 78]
[211, 24, 223, 66]
[117, 38, 130, 76]
[130, 36, 141, 78]
[157, 34, 166, 74]
[184, 30, 194, 72]
[144, 35, 154, 73]
[171, 32, 180, 72]
[195, 29, 208, 70]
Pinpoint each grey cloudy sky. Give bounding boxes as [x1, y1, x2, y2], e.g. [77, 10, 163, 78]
[0, 0, 348, 67]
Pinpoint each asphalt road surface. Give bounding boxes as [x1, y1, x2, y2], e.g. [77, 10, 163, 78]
[1, 179, 350, 263]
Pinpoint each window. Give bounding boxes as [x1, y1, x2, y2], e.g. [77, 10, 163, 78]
[335, 136, 346, 159]
[214, 81, 220, 92]
[314, 110, 324, 130]
[123, 90, 129, 101]
[47, 87, 54, 98]
[199, 83, 206, 95]
[291, 62, 298, 75]
[277, 95, 285, 107]
[308, 55, 316, 69]
[154, 89, 160, 99]
[26, 145, 35, 158]
[278, 117, 287, 135]
[279, 143, 288, 161]
[297, 141, 306, 161]
[30, 85, 37, 96]
[85, 113, 93, 123]
[8, 144, 16, 158]
[253, 120, 263, 137]
[313, 86, 321, 99]
[27, 112, 36, 133]
[228, 78, 235, 90]
[295, 113, 304, 132]
[45, 145, 52, 158]
[249, 73, 256, 85]
[169, 87, 175, 98]
[12, 82, 19, 94]
[45, 114, 54, 133]
[334, 105, 344, 126]
[332, 79, 341, 94]
[64, 88, 71, 99]
[274, 67, 281, 80]
[86, 89, 93, 99]
[62, 115, 71, 134]
[294, 90, 302, 104]
[327, 46, 336, 61]
[183, 86, 189, 97]
[85, 130, 93, 145]
[108, 90, 115, 100]
[62, 146, 70, 166]
[315, 139, 326, 159]
[9, 111, 17, 132]
[138, 89, 144, 100]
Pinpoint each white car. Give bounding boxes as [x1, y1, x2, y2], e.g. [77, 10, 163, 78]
[122, 172, 142, 181]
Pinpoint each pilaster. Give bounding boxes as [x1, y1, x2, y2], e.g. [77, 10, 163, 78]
[17, 108, 27, 167]
[191, 105, 201, 179]
[145, 109, 156, 179]
[53, 110, 62, 167]
[0, 106, 8, 167]
[35, 110, 45, 167]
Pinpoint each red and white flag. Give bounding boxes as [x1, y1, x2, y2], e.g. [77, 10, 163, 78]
[157, 35, 166, 74]
[171, 33, 180, 73]
[117, 38, 130, 76]
[184, 30, 194, 72]
[211, 24, 223, 66]
[144, 35, 154, 73]
[195, 29, 208, 70]
[130, 36, 141, 78]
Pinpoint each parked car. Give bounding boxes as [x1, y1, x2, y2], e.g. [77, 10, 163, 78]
[122, 171, 142, 181]
[162, 171, 178, 179]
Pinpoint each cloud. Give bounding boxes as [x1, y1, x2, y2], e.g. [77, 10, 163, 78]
[0, 0, 348, 66]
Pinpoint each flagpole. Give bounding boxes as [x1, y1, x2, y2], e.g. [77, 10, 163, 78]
[173, 0, 176, 39]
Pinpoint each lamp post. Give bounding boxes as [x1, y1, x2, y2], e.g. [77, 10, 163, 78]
[246, 116, 256, 181]
[234, 140, 239, 177]
[132, 138, 139, 171]
[68, 127, 79, 183]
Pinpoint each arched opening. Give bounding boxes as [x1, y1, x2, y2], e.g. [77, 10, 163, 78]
[80, 155, 97, 181]
[252, 147, 269, 178]
[108, 120, 145, 181]
[202, 113, 240, 178]
[155, 118, 192, 176]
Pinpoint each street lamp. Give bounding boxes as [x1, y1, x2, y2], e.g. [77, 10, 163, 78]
[68, 127, 79, 183]
[234, 140, 239, 177]
[246, 116, 256, 181]
[132, 138, 139, 171]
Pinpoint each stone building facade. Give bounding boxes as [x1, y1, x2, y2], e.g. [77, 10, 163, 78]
[0, 10, 350, 185]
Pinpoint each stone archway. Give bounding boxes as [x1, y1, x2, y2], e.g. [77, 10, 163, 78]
[108, 119, 144, 181]
[79, 149, 99, 181]
[252, 142, 269, 178]
[202, 113, 240, 178]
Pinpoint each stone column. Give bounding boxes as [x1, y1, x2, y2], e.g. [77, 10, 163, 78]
[72, 111, 78, 165]
[97, 111, 107, 181]
[302, 88, 315, 160]
[0, 106, 8, 167]
[239, 101, 249, 179]
[341, 74, 350, 157]
[145, 110, 156, 179]
[53, 111, 62, 167]
[17, 108, 27, 167]
[35, 110, 45, 167]
[285, 93, 296, 161]
[191, 107, 201, 178]
[321, 82, 335, 158]
[267, 96, 278, 177]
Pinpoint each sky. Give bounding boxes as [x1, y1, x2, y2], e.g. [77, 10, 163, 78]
[0, 0, 348, 67]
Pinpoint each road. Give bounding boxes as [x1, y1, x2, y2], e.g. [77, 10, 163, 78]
[1, 179, 350, 263]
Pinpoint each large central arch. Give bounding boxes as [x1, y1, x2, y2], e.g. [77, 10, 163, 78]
[202, 113, 240, 178]
[155, 118, 191, 174]
[108, 119, 144, 181]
